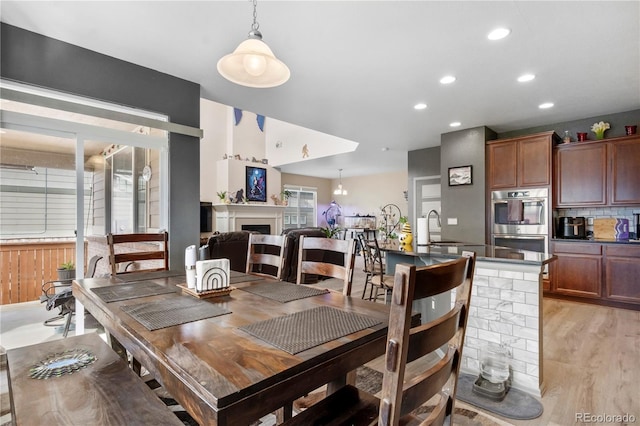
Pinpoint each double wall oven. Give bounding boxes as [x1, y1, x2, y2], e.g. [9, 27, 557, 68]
[491, 188, 549, 254]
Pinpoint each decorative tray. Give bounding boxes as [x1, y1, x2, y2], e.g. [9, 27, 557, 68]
[177, 284, 235, 299]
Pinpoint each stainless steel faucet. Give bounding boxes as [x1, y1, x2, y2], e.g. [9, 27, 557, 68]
[426, 209, 441, 244]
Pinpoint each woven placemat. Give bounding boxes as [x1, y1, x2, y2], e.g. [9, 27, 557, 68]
[91, 282, 176, 303]
[239, 306, 381, 354]
[238, 281, 329, 303]
[121, 296, 231, 331]
[229, 273, 264, 284]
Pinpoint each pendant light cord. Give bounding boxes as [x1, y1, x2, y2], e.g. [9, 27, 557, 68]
[251, 0, 260, 32]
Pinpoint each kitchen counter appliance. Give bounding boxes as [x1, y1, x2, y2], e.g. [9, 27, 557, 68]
[557, 216, 587, 239]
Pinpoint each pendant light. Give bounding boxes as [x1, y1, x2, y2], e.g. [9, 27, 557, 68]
[217, 0, 290, 88]
[333, 169, 348, 196]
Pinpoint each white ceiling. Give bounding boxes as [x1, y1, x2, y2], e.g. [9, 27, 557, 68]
[2, 1, 639, 179]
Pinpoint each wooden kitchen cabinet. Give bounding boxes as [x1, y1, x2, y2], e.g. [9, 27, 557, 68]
[487, 131, 558, 190]
[554, 135, 640, 207]
[609, 136, 640, 205]
[554, 142, 607, 207]
[604, 244, 640, 305]
[550, 241, 602, 298]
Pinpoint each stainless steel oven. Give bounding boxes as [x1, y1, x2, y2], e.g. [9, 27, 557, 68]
[491, 188, 549, 254]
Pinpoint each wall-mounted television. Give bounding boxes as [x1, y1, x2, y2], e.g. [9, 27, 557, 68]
[246, 166, 267, 202]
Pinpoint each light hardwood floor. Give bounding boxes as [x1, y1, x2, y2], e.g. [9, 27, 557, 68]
[2, 256, 639, 425]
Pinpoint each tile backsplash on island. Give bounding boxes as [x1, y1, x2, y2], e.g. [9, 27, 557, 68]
[556, 206, 639, 238]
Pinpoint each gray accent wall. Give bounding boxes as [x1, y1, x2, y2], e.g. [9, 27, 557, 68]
[440, 126, 496, 244]
[1, 23, 201, 271]
[407, 146, 440, 225]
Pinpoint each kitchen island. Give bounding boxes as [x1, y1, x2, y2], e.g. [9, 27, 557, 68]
[378, 241, 556, 397]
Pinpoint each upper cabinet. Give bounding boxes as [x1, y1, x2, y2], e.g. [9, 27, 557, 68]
[610, 137, 640, 205]
[554, 135, 640, 207]
[487, 131, 558, 190]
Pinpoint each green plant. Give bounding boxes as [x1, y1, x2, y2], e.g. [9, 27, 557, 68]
[216, 191, 227, 201]
[321, 226, 342, 239]
[399, 216, 408, 224]
[59, 260, 75, 270]
[281, 189, 292, 200]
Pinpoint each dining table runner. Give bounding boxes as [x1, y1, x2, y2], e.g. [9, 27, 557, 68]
[91, 281, 177, 303]
[239, 306, 381, 354]
[120, 296, 231, 331]
[238, 281, 329, 303]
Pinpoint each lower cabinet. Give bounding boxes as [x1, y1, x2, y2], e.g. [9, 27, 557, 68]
[604, 245, 640, 304]
[549, 241, 640, 309]
[550, 242, 602, 298]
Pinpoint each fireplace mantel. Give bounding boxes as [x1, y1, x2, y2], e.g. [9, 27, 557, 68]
[213, 203, 285, 235]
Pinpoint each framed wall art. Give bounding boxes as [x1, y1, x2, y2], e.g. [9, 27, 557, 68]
[246, 166, 267, 202]
[448, 165, 472, 186]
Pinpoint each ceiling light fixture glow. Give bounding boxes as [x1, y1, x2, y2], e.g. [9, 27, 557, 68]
[440, 75, 456, 84]
[333, 169, 348, 196]
[538, 102, 554, 109]
[414, 103, 427, 110]
[488, 28, 511, 40]
[217, 0, 290, 88]
[517, 74, 535, 82]
[449, 122, 462, 127]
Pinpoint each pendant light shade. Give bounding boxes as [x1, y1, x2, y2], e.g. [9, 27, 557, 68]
[217, 1, 290, 88]
[333, 169, 348, 196]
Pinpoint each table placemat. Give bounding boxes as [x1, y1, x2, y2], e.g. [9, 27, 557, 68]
[239, 306, 381, 354]
[91, 282, 176, 303]
[238, 281, 329, 303]
[229, 272, 264, 284]
[121, 296, 231, 331]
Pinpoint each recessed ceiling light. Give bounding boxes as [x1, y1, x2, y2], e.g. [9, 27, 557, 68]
[539, 102, 554, 109]
[488, 28, 511, 40]
[449, 122, 462, 127]
[440, 75, 456, 85]
[381, 147, 389, 152]
[414, 103, 427, 110]
[518, 74, 535, 82]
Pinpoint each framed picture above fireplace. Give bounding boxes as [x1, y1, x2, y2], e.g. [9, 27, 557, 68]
[246, 166, 267, 202]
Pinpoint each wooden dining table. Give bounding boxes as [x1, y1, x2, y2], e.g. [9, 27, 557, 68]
[73, 270, 391, 426]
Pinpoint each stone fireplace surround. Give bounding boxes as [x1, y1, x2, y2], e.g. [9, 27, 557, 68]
[213, 204, 286, 235]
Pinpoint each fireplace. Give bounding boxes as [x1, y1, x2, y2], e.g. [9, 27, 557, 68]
[212, 204, 285, 235]
[242, 224, 271, 234]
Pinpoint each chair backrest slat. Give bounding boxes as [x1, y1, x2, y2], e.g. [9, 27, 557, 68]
[296, 236, 356, 296]
[245, 234, 287, 279]
[378, 251, 476, 426]
[107, 232, 169, 276]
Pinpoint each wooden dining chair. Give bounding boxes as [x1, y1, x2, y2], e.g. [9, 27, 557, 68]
[107, 231, 169, 276]
[296, 235, 356, 296]
[246, 233, 287, 279]
[284, 251, 476, 426]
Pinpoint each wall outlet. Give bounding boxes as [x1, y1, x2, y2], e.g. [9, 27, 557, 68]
[447, 217, 458, 225]
[587, 217, 594, 225]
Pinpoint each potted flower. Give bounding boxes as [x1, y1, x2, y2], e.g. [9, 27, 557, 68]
[57, 260, 75, 283]
[591, 121, 610, 140]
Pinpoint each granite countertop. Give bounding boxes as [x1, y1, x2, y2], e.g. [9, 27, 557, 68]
[376, 240, 556, 266]
[552, 238, 640, 244]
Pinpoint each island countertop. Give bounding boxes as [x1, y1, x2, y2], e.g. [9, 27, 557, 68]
[376, 240, 557, 267]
